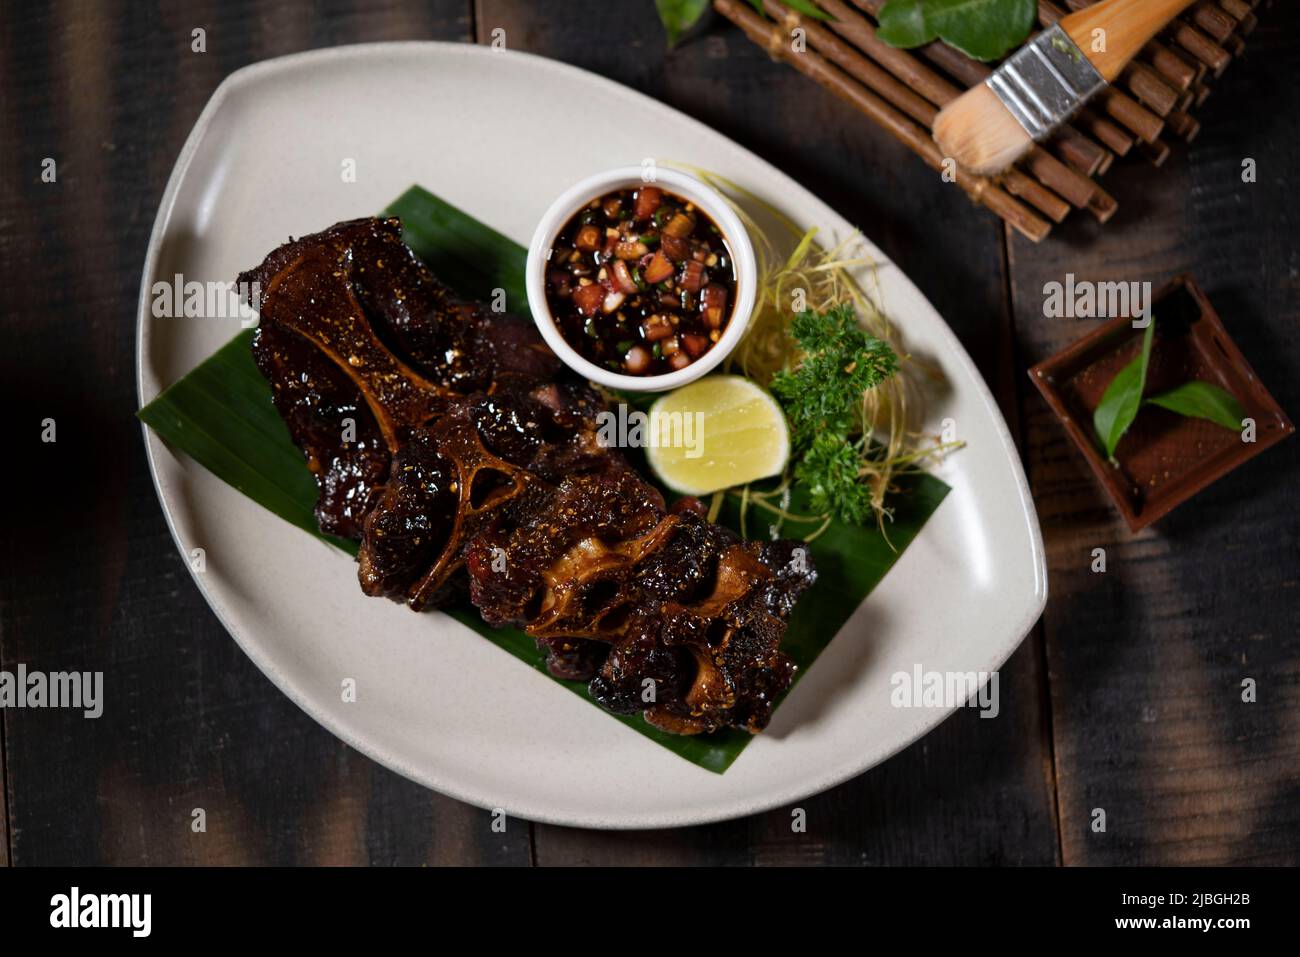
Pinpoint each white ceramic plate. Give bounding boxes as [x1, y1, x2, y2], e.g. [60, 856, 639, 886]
[137, 42, 1046, 829]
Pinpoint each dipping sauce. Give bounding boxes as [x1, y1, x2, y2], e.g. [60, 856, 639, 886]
[544, 186, 736, 377]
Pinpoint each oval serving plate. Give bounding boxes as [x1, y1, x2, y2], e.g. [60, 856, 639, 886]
[137, 42, 1046, 829]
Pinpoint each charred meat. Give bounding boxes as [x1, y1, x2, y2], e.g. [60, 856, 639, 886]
[241, 216, 559, 537]
[241, 217, 816, 734]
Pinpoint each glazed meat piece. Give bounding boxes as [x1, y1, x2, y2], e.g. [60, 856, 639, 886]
[465, 468, 816, 733]
[252, 324, 390, 538]
[240, 217, 558, 537]
[534, 636, 611, 682]
[465, 462, 668, 635]
[586, 620, 694, 712]
[242, 217, 557, 397]
[356, 429, 457, 600]
[243, 230, 453, 448]
[469, 375, 611, 483]
[358, 376, 614, 609]
[606, 541, 806, 735]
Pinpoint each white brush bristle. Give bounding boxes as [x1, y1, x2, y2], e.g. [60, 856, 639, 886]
[933, 85, 1034, 177]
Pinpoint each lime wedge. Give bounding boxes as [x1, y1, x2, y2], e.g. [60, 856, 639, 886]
[645, 375, 790, 496]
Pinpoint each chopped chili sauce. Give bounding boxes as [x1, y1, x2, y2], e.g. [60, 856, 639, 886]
[544, 185, 737, 376]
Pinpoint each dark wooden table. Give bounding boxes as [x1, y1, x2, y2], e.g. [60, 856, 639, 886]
[2, 0, 1296, 866]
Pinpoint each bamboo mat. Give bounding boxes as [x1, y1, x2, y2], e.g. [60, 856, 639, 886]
[715, 0, 1269, 241]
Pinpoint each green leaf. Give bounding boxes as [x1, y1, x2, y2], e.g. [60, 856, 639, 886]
[655, 0, 711, 47]
[1092, 320, 1155, 461]
[138, 185, 948, 773]
[877, 0, 1035, 62]
[1146, 381, 1246, 432]
[876, 0, 931, 47]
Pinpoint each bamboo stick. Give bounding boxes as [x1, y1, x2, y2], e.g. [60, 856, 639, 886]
[1074, 107, 1134, 157]
[1191, 0, 1238, 41]
[1218, 0, 1253, 21]
[1087, 189, 1119, 223]
[1122, 61, 1181, 116]
[1080, 79, 1163, 143]
[1166, 109, 1201, 142]
[1054, 127, 1108, 177]
[1139, 139, 1172, 167]
[1142, 40, 1202, 91]
[1168, 19, 1233, 75]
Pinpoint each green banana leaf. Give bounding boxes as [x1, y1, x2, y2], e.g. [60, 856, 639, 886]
[138, 185, 950, 773]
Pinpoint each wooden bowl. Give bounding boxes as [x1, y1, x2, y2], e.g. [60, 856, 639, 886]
[1028, 274, 1293, 531]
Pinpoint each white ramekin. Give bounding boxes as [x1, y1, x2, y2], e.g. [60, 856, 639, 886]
[525, 166, 756, 393]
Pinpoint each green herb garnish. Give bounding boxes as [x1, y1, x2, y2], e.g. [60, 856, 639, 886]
[795, 433, 876, 526]
[770, 303, 899, 452]
[768, 304, 899, 526]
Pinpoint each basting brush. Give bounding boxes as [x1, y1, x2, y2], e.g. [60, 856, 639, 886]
[933, 0, 1197, 176]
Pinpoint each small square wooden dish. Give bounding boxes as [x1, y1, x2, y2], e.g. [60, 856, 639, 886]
[1028, 274, 1294, 532]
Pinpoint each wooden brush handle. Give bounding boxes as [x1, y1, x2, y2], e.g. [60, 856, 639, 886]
[1061, 0, 1198, 82]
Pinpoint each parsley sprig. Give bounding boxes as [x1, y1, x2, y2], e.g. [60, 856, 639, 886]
[797, 433, 876, 526]
[770, 304, 899, 525]
[771, 304, 898, 449]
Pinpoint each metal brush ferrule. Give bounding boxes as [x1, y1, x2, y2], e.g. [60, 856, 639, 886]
[985, 24, 1105, 141]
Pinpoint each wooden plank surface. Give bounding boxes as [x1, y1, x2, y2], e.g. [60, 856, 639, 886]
[1007, 11, 1300, 865]
[476, 0, 1060, 866]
